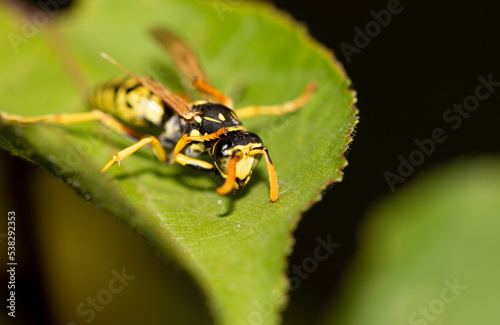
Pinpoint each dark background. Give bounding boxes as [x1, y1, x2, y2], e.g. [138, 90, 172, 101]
[3, 0, 500, 324]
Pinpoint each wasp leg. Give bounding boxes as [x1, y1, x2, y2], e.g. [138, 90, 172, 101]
[234, 82, 317, 119]
[192, 77, 234, 109]
[174, 153, 216, 172]
[172, 128, 228, 174]
[0, 109, 143, 139]
[0, 109, 162, 172]
[173, 128, 228, 156]
[1, 109, 104, 124]
[101, 136, 167, 172]
[216, 154, 239, 195]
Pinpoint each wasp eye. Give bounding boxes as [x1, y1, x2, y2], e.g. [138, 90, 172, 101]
[212, 137, 232, 174]
[213, 137, 231, 158]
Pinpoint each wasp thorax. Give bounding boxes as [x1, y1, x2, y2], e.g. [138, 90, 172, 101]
[211, 132, 264, 188]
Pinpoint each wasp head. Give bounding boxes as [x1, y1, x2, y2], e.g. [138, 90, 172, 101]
[211, 132, 264, 189]
[211, 131, 278, 201]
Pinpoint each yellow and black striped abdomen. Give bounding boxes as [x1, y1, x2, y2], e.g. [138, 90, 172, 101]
[88, 77, 171, 128]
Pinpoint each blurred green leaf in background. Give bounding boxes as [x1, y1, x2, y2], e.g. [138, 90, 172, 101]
[322, 156, 500, 325]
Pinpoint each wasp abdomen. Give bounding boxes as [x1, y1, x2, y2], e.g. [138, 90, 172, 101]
[88, 77, 173, 128]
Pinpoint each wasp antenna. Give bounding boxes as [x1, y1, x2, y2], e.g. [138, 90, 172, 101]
[100, 52, 110, 59]
[262, 148, 279, 202]
[100, 52, 142, 81]
[100, 52, 118, 65]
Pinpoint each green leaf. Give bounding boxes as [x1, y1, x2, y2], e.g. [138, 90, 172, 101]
[322, 156, 500, 325]
[0, 1, 357, 324]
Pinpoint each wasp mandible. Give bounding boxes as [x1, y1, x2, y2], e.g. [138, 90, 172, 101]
[1, 29, 316, 202]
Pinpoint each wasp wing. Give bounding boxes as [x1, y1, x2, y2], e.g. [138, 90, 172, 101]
[151, 28, 221, 103]
[100, 53, 194, 119]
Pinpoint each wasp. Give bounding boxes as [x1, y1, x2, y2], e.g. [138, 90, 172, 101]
[1, 29, 316, 202]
